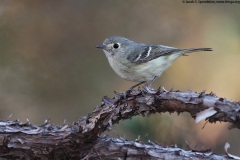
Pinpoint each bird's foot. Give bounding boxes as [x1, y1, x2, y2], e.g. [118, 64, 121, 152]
[142, 83, 159, 94]
[114, 89, 140, 100]
[114, 83, 143, 100]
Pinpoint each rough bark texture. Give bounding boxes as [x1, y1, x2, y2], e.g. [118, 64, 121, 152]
[86, 136, 228, 160]
[0, 88, 239, 159]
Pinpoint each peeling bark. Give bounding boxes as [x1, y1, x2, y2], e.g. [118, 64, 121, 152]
[0, 88, 239, 159]
[86, 136, 227, 160]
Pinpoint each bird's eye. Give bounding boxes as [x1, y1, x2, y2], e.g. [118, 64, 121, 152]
[113, 43, 119, 49]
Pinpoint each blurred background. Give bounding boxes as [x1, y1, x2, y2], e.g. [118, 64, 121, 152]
[0, 0, 239, 155]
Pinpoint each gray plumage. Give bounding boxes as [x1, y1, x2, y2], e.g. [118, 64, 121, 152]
[96, 36, 212, 82]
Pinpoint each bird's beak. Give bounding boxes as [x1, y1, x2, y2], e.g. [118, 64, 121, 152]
[96, 44, 106, 49]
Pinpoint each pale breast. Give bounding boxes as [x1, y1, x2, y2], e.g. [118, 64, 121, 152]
[106, 53, 180, 82]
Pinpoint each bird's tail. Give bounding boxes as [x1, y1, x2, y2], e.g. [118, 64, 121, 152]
[181, 48, 213, 55]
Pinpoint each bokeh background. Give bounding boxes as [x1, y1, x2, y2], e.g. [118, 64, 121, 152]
[0, 0, 239, 155]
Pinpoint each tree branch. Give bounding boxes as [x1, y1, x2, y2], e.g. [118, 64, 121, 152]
[0, 88, 239, 159]
[85, 136, 227, 160]
[80, 89, 240, 135]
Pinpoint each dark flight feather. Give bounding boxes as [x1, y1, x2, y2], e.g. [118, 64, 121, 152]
[127, 45, 212, 64]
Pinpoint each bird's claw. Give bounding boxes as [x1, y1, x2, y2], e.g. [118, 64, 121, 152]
[114, 85, 142, 100]
[143, 83, 159, 94]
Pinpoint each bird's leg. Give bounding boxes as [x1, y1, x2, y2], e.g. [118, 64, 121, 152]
[128, 81, 146, 91]
[122, 81, 146, 98]
[115, 81, 146, 99]
[147, 76, 158, 88]
[144, 76, 159, 94]
[148, 76, 170, 92]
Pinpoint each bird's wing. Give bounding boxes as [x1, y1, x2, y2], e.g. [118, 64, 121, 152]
[127, 45, 181, 64]
[127, 45, 212, 64]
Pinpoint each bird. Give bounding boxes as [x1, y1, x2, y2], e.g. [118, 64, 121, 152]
[96, 36, 212, 90]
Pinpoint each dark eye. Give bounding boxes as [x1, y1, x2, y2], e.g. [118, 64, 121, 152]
[113, 43, 119, 49]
